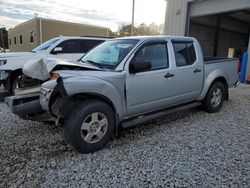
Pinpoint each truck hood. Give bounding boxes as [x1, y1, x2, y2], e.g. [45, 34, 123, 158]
[23, 58, 101, 81]
[0, 51, 36, 59]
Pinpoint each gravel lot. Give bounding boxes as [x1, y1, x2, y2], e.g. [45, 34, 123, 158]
[0, 85, 250, 187]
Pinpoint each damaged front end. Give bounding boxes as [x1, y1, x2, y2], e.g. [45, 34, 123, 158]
[5, 86, 56, 121]
[4, 59, 54, 121]
[5, 58, 100, 122]
[40, 77, 74, 125]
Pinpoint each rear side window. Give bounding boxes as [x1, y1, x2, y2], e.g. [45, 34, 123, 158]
[56, 39, 81, 53]
[173, 42, 196, 67]
[80, 40, 104, 53]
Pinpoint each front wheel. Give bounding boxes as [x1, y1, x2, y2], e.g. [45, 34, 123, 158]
[11, 76, 20, 95]
[203, 82, 225, 113]
[64, 99, 115, 153]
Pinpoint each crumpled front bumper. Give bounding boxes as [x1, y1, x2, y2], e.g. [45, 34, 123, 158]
[5, 87, 55, 121]
[5, 93, 41, 116]
[40, 87, 54, 112]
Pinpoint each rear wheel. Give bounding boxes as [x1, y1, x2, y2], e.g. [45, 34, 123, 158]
[64, 99, 115, 153]
[203, 82, 225, 113]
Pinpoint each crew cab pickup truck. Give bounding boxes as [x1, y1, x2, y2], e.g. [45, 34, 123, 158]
[8, 36, 239, 153]
[0, 36, 107, 93]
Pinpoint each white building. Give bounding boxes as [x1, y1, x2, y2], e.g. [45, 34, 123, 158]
[164, 0, 250, 81]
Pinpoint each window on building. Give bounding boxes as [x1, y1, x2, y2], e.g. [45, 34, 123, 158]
[30, 31, 35, 43]
[173, 41, 197, 67]
[14, 37, 16, 45]
[9, 38, 11, 46]
[80, 40, 105, 53]
[132, 43, 169, 71]
[19, 35, 23, 44]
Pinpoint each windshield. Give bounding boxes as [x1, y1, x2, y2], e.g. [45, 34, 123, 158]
[32, 38, 60, 52]
[81, 39, 139, 69]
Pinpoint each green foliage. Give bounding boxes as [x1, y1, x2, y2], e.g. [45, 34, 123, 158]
[110, 23, 164, 37]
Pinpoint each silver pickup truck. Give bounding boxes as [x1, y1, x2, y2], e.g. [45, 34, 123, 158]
[7, 36, 239, 153]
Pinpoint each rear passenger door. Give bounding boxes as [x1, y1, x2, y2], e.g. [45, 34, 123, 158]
[170, 40, 203, 103]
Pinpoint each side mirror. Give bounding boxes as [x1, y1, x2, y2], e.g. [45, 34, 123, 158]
[51, 47, 63, 54]
[130, 58, 152, 73]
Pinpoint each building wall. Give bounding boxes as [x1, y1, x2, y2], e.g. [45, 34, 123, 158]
[40, 19, 109, 43]
[164, 0, 250, 35]
[8, 18, 109, 52]
[165, 0, 250, 80]
[8, 19, 39, 52]
[164, 0, 194, 36]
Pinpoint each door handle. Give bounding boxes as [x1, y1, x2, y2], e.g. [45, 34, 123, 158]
[164, 73, 175, 78]
[193, 68, 202, 73]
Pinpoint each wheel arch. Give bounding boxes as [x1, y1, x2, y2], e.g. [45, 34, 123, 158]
[198, 75, 229, 101]
[211, 77, 228, 100]
[72, 92, 117, 114]
[56, 92, 120, 137]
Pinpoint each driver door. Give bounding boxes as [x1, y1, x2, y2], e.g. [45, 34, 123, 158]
[48, 39, 80, 61]
[126, 41, 175, 116]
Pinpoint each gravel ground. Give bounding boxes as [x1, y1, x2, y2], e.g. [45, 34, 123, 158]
[0, 85, 250, 187]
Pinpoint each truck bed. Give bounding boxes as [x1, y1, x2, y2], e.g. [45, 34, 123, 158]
[204, 57, 239, 88]
[204, 57, 238, 64]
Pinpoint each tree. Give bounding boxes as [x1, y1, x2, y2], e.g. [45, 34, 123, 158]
[118, 24, 133, 37]
[115, 23, 163, 37]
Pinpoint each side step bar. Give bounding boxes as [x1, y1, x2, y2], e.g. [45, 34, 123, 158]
[121, 102, 201, 129]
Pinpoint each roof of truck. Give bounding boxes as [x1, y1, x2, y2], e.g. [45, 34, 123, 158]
[116, 35, 195, 41]
[54, 36, 111, 40]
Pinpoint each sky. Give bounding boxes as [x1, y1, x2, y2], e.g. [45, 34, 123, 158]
[0, 0, 166, 31]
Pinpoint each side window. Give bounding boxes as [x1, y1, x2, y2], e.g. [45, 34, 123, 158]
[80, 40, 104, 53]
[173, 42, 197, 67]
[56, 39, 81, 53]
[133, 43, 168, 71]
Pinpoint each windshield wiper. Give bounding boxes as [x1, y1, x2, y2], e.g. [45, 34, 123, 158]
[83, 60, 103, 69]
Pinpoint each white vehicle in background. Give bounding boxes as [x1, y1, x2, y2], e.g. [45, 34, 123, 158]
[0, 36, 108, 93]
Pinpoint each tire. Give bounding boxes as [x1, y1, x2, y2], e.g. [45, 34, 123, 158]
[64, 99, 115, 153]
[2, 81, 6, 89]
[11, 74, 22, 95]
[203, 81, 225, 113]
[11, 77, 18, 95]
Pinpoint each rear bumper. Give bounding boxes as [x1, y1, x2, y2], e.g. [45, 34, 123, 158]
[5, 92, 55, 121]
